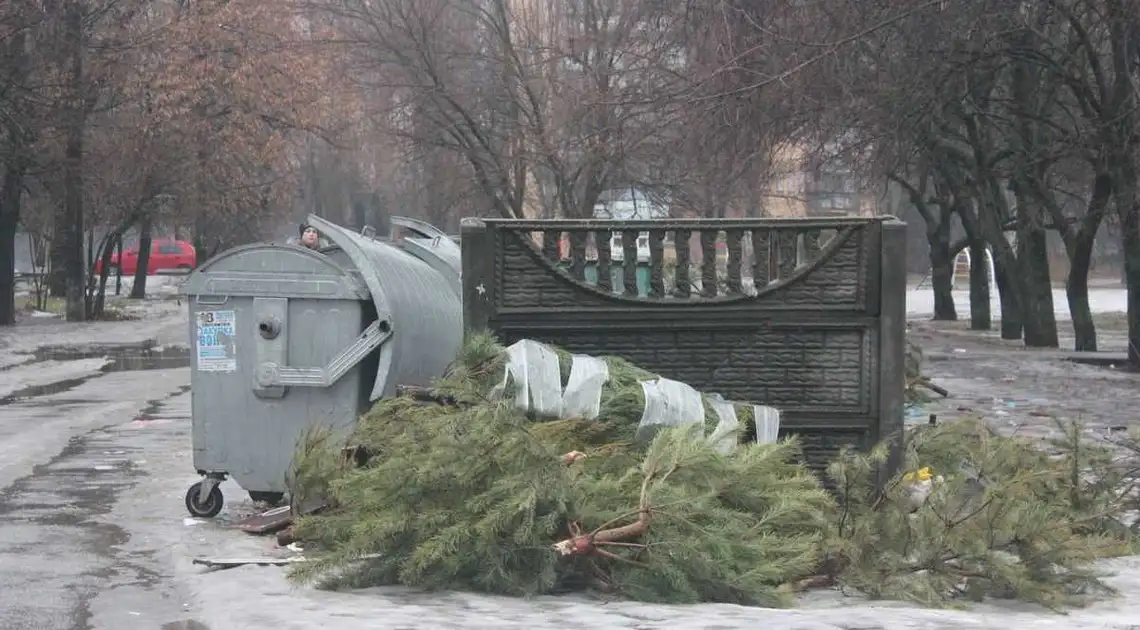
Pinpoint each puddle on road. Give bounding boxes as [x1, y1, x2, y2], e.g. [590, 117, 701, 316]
[162, 621, 212, 630]
[33, 343, 192, 373]
[0, 377, 92, 406]
[0, 346, 191, 406]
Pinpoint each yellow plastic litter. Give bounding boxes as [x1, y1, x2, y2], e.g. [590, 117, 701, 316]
[902, 467, 933, 483]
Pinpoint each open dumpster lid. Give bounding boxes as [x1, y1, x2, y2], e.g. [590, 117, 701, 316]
[390, 216, 461, 296]
[307, 214, 463, 401]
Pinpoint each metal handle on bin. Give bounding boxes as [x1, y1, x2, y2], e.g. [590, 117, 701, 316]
[195, 295, 230, 306]
[254, 318, 392, 388]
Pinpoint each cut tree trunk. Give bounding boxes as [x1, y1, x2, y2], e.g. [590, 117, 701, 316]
[968, 240, 991, 330]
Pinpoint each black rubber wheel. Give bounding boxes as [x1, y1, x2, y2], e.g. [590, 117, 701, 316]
[185, 481, 224, 518]
[248, 491, 285, 506]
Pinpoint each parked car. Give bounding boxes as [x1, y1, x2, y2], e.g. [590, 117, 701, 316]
[94, 239, 197, 275]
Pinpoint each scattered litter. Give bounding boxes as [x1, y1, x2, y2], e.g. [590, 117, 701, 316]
[905, 405, 927, 423]
[129, 418, 173, 428]
[183, 518, 202, 527]
[235, 505, 292, 535]
[191, 553, 381, 571]
[286, 542, 304, 552]
[192, 556, 308, 570]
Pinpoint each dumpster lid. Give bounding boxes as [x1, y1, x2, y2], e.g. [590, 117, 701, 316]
[308, 214, 464, 401]
[390, 216, 461, 296]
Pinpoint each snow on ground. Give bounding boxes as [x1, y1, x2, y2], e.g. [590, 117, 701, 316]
[119, 390, 1140, 630]
[13, 273, 185, 301]
[0, 279, 1138, 628]
[907, 286, 1127, 322]
[2, 277, 189, 363]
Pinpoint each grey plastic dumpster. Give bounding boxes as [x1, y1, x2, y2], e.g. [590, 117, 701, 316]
[181, 215, 463, 517]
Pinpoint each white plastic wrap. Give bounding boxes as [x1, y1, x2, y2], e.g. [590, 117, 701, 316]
[636, 378, 706, 443]
[704, 393, 740, 454]
[496, 340, 780, 449]
[561, 355, 610, 419]
[500, 340, 564, 417]
[752, 405, 781, 444]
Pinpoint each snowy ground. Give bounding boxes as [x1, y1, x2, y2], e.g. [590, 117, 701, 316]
[907, 286, 1127, 322]
[1, 285, 1139, 629]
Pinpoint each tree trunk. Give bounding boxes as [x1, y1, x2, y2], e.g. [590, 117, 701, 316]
[1115, 162, 1140, 368]
[114, 234, 123, 295]
[968, 240, 991, 330]
[48, 230, 66, 297]
[993, 253, 1023, 340]
[1017, 227, 1059, 348]
[928, 221, 957, 321]
[92, 232, 119, 317]
[1123, 209, 1140, 369]
[130, 217, 152, 299]
[62, 0, 86, 322]
[0, 166, 21, 326]
[0, 22, 28, 327]
[1066, 233, 1097, 351]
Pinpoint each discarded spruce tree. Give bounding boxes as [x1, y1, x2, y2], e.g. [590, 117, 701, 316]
[286, 334, 1137, 609]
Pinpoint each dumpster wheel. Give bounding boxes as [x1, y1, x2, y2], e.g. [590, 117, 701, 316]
[185, 481, 224, 518]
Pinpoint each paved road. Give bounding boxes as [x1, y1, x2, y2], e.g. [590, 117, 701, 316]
[1, 314, 1140, 629]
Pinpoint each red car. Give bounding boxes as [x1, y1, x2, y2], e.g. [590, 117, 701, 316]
[95, 239, 197, 275]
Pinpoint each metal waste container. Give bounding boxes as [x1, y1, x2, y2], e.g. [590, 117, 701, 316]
[181, 214, 463, 517]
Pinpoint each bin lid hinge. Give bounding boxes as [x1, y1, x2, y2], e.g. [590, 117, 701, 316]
[256, 318, 392, 389]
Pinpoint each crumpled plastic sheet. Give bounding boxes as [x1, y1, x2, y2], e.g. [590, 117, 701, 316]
[561, 354, 610, 419]
[499, 340, 564, 418]
[497, 340, 781, 449]
[705, 393, 740, 454]
[752, 405, 781, 444]
[636, 378, 706, 443]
